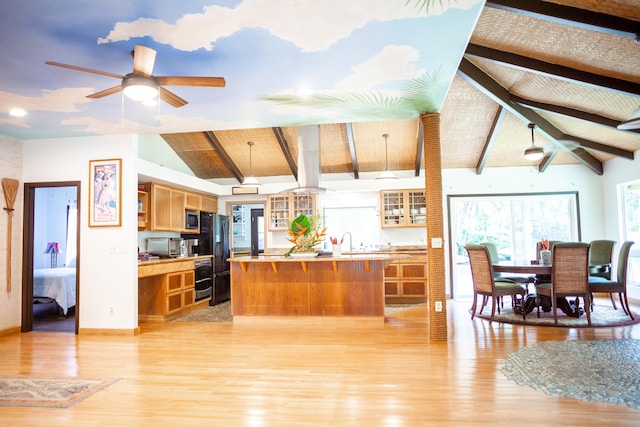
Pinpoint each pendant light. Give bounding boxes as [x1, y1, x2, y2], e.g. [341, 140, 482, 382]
[377, 133, 398, 180]
[241, 141, 262, 186]
[524, 123, 544, 161]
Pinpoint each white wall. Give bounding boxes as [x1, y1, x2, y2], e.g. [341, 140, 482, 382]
[23, 135, 139, 331]
[602, 151, 640, 239]
[0, 136, 23, 330]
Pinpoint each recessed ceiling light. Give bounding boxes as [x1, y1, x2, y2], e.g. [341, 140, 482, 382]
[9, 108, 26, 117]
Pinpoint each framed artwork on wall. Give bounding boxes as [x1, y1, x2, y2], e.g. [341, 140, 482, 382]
[88, 158, 122, 227]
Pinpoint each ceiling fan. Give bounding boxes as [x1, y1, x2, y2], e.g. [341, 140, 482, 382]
[45, 44, 226, 107]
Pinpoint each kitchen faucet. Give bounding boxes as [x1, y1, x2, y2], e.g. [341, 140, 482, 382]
[341, 232, 353, 252]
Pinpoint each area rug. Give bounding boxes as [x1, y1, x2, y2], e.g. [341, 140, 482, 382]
[500, 339, 640, 410]
[0, 376, 120, 408]
[475, 302, 639, 327]
[172, 301, 421, 323]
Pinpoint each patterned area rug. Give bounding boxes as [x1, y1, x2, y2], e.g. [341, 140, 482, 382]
[475, 302, 639, 327]
[173, 301, 421, 323]
[0, 376, 119, 408]
[501, 340, 640, 410]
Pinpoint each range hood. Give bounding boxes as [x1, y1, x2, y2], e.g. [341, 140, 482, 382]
[282, 125, 329, 194]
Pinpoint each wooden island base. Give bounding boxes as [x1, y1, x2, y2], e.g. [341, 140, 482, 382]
[230, 255, 401, 322]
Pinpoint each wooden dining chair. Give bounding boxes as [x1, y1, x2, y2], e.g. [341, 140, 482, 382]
[535, 242, 591, 326]
[480, 242, 535, 294]
[465, 244, 527, 321]
[589, 241, 635, 320]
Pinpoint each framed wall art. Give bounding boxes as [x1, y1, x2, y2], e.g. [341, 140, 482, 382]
[88, 158, 122, 227]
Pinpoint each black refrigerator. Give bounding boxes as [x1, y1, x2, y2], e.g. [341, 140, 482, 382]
[199, 212, 231, 305]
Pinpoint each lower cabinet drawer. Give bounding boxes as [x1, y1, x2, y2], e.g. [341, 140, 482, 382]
[167, 292, 183, 313]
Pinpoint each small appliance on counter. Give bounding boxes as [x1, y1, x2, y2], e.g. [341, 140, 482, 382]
[146, 237, 186, 258]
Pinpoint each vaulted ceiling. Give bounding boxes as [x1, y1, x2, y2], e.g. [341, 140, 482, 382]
[1, 1, 639, 185]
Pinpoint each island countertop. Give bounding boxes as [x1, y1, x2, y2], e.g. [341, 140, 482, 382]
[229, 253, 408, 319]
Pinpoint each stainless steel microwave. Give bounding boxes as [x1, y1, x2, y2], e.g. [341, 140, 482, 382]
[185, 210, 199, 230]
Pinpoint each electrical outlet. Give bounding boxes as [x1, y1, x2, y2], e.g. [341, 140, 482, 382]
[109, 307, 114, 316]
[435, 301, 443, 312]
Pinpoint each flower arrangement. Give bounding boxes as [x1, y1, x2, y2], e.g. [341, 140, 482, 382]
[285, 214, 326, 257]
[540, 238, 549, 250]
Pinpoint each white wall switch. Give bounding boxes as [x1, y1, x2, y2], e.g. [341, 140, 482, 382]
[431, 238, 442, 248]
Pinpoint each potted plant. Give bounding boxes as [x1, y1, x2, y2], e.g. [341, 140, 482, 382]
[285, 214, 326, 257]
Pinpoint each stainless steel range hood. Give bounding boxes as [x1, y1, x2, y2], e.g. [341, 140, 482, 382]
[282, 125, 329, 194]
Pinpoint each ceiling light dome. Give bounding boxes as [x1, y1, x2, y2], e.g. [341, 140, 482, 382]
[524, 123, 544, 161]
[122, 74, 159, 103]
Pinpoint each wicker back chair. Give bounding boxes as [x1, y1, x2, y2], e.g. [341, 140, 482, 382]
[589, 241, 635, 320]
[536, 242, 591, 326]
[589, 240, 616, 280]
[465, 244, 527, 321]
[479, 242, 535, 292]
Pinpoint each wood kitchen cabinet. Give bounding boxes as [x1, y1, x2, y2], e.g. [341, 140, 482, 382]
[145, 182, 217, 232]
[380, 189, 427, 228]
[267, 194, 317, 231]
[138, 259, 197, 322]
[137, 190, 148, 230]
[201, 195, 218, 213]
[384, 253, 427, 303]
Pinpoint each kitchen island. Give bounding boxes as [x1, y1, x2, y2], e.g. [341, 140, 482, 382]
[229, 253, 408, 322]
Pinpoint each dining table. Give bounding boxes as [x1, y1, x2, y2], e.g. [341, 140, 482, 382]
[492, 261, 574, 316]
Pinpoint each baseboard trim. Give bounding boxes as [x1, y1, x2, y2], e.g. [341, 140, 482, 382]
[0, 326, 21, 336]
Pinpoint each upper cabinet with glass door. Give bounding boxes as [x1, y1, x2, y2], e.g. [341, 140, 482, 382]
[381, 189, 426, 228]
[267, 194, 317, 231]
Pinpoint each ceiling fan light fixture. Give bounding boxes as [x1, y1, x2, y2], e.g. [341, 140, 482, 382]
[523, 123, 544, 161]
[617, 106, 640, 130]
[377, 133, 398, 180]
[241, 141, 262, 187]
[122, 73, 159, 102]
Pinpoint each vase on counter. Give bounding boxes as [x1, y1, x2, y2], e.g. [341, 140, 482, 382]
[332, 244, 342, 257]
[540, 249, 552, 265]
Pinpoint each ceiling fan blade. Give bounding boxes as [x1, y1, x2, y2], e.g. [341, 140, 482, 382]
[155, 76, 226, 87]
[159, 87, 188, 108]
[132, 44, 156, 77]
[86, 85, 123, 99]
[45, 61, 124, 79]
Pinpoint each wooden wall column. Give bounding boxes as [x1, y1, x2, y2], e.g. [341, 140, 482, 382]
[421, 113, 447, 342]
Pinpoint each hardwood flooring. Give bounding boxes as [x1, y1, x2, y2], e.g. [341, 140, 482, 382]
[1, 298, 639, 426]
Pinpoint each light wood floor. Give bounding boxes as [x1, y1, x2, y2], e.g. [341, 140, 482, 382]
[1, 298, 639, 426]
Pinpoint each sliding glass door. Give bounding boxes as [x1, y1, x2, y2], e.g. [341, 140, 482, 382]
[448, 192, 580, 299]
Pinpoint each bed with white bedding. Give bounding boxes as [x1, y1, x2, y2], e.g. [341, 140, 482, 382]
[33, 267, 76, 315]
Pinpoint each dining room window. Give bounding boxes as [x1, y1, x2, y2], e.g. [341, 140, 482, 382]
[620, 181, 640, 294]
[448, 192, 580, 299]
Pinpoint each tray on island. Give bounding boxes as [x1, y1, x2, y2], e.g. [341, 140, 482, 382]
[289, 252, 319, 258]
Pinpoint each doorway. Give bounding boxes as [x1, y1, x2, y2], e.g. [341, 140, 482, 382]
[230, 202, 264, 256]
[22, 182, 80, 333]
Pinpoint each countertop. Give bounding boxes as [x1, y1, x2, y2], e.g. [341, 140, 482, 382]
[137, 255, 212, 266]
[229, 253, 411, 263]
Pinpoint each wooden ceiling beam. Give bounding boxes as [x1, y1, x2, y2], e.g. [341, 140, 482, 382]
[485, 0, 640, 39]
[203, 131, 244, 183]
[272, 127, 298, 180]
[457, 57, 604, 175]
[511, 94, 640, 136]
[345, 123, 360, 179]
[414, 121, 424, 176]
[475, 107, 506, 175]
[465, 44, 640, 97]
